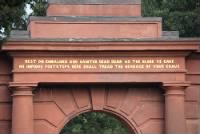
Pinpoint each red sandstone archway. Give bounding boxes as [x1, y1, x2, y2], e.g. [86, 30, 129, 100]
[33, 84, 164, 134]
[1, 0, 199, 134]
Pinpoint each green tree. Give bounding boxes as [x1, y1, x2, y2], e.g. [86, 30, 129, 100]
[60, 112, 130, 134]
[142, 0, 200, 37]
[28, 0, 47, 16]
[0, 0, 48, 40]
[0, 0, 28, 40]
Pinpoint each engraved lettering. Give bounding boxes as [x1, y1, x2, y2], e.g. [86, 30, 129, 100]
[16, 58, 182, 72]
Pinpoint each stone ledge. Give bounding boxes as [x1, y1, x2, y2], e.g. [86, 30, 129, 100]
[10, 31, 30, 39]
[7, 32, 199, 42]
[9, 30, 180, 40]
[162, 31, 179, 39]
[48, 0, 141, 5]
[29, 16, 162, 22]
[163, 31, 179, 36]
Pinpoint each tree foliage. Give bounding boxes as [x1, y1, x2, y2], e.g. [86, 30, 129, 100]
[60, 112, 130, 134]
[28, 0, 47, 16]
[0, 0, 28, 39]
[0, 0, 48, 40]
[142, 0, 200, 37]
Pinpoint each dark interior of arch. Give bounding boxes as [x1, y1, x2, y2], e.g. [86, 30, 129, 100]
[60, 112, 132, 134]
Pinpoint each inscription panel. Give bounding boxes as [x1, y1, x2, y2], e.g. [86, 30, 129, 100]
[14, 57, 184, 72]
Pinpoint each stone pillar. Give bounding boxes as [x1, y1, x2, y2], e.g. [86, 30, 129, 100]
[164, 86, 186, 134]
[11, 86, 34, 134]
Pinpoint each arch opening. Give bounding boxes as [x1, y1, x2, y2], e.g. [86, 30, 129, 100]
[60, 111, 135, 134]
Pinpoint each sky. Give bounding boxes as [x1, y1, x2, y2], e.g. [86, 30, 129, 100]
[26, 4, 33, 16]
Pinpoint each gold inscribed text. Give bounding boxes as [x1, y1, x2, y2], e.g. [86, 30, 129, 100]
[17, 58, 182, 72]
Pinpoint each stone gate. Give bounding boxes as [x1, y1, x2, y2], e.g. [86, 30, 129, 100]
[0, 0, 200, 134]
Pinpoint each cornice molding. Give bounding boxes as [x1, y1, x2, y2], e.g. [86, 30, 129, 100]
[2, 39, 199, 52]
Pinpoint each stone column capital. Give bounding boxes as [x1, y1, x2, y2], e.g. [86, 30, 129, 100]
[11, 87, 34, 97]
[163, 83, 189, 96]
[9, 83, 37, 96]
[12, 86, 35, 91]
[165, 86, 186, 90]
[164, 87, 185, 96]
[163, 82, 190, 96]
[163, 82, 190, 88]
[9, 82, 37, 88]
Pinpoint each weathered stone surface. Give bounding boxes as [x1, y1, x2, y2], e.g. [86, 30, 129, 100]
[28, 16, 162, 39]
